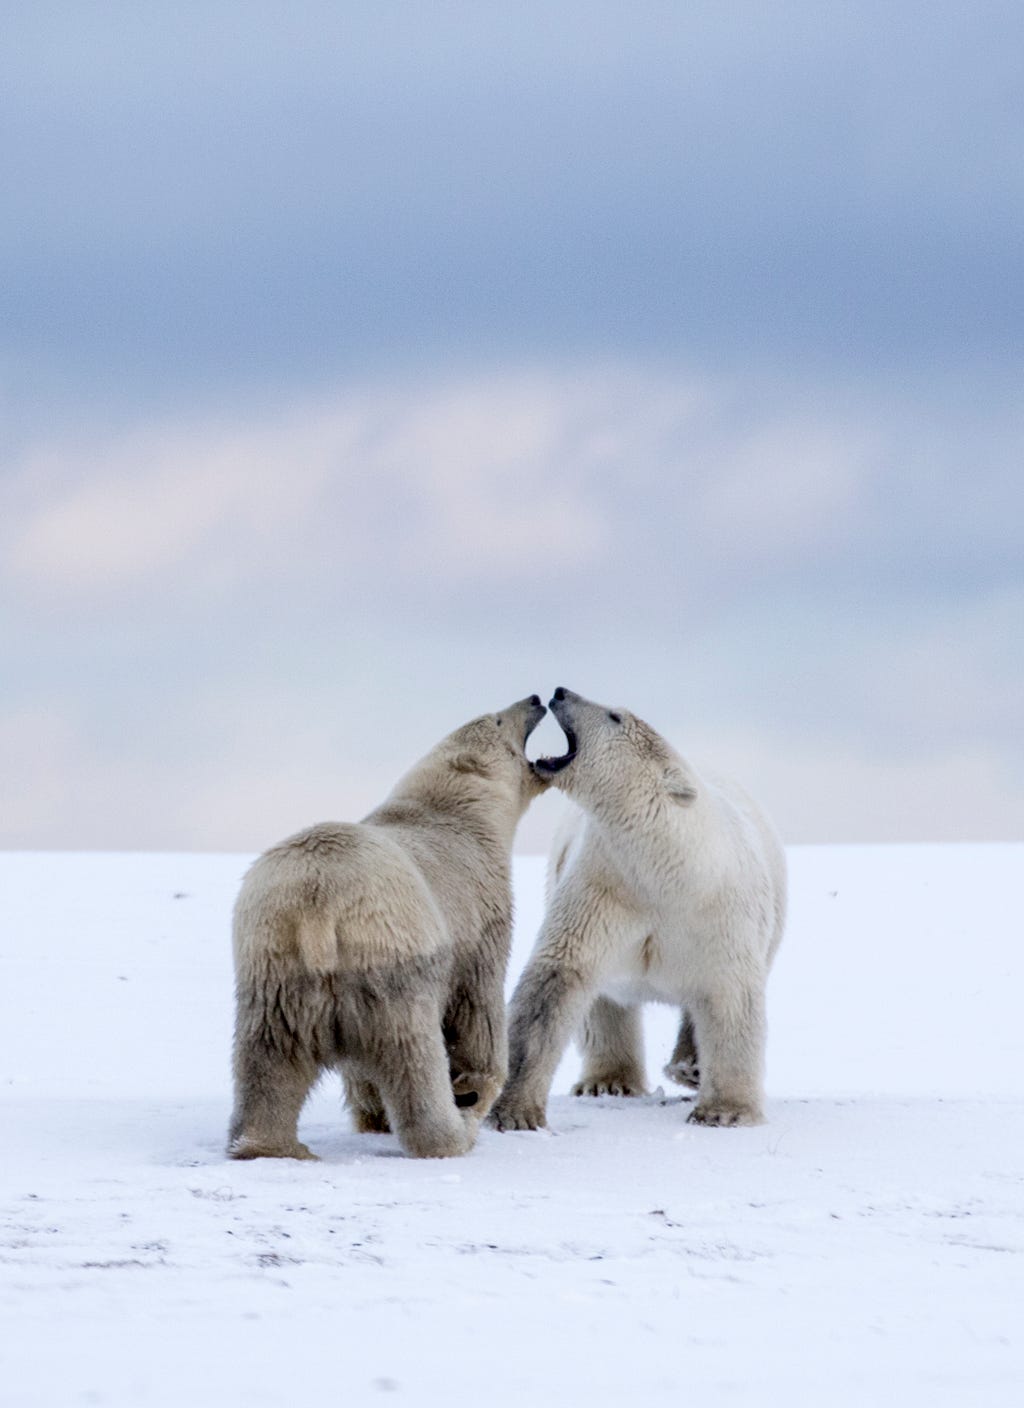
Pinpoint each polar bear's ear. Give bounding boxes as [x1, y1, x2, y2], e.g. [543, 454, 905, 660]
[663, 767, 697, 805]
[451, 751, 493, 778]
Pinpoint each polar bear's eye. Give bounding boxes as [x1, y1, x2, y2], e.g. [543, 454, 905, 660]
[608, 712, 622, 724]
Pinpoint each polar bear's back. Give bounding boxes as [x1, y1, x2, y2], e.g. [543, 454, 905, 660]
[234, 821, 448, 976]
[699, 767, 787, 962]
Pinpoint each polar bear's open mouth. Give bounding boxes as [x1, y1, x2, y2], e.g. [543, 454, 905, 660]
[533, 723, 577, 775]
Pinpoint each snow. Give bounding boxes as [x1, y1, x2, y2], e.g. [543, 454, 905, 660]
[2, 846, 1022, 1406]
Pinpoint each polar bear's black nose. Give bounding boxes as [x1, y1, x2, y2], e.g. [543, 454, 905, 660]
[553, 686, 566, 702]
[529, 695, 542, 708]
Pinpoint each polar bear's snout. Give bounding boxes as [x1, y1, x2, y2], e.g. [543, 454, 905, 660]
[518, 694, 547, 746]
[546, 685, 619, 752]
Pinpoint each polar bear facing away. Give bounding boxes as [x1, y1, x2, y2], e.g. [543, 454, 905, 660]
[229, 695, 547, 1161]
[492, 688, 786, 1131]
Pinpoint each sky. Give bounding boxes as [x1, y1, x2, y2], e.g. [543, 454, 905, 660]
[2, 1, 1023, 851]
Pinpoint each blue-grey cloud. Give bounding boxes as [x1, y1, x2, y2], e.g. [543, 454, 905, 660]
[3, 2, 1023, 421]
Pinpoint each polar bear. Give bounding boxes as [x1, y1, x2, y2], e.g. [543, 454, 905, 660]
[491, 688, 786, 1130]
[228, 694, 548, 1161]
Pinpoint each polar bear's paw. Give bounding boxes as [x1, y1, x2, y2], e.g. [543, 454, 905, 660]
[571, 1074, 646, 1098]
[488, 1098, 547, 1131]
[451, 1071, 502, 1115]
[687, 1101, 764, 1128]
[228, 1135, 320, 1161]
[663, 1057, 700, 1090]
[401, 1121, 475, 1159]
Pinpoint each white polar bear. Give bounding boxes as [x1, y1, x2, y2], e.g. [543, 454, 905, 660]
[492, 688, 786, 1130]
[228, 694, 547, 1161]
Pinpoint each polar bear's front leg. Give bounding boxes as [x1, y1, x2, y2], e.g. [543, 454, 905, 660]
[572, 995, 648, 1097]
[444, 957, 510, 1122]
[490, 957, 592, 1130]
[687, 981, 766, 1127]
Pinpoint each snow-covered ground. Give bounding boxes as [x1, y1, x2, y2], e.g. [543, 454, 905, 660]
[2, 846, 1022, 1406]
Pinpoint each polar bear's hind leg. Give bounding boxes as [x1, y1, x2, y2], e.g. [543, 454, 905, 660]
[228, 992, 321, 1160]
[367, 1002, 475, 1159]
[686, 982, 766, 1127]
[663, 1008, 701, 1089]
[343, 1071, 391, 1133]
[572, 995, 648, 1097]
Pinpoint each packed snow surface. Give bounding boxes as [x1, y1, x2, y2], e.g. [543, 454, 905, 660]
[1, 846, 1022, 1406]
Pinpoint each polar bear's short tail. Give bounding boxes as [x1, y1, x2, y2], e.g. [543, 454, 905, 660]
[293, 909, 339, 975]
[232, 881, 341, 977]
[233, 840, 348, 978]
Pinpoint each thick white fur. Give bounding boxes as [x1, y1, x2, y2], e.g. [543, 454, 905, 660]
[492, 689, 786, 1130]
[229, 696, 547, 1161]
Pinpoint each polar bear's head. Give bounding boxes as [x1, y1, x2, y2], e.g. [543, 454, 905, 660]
[534, 687, 697, 815]
[446, 694, 549, 792]
[391, 695, 550, 833]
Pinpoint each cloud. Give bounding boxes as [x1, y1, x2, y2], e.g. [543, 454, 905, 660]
[2, 371, 619, 602]
[695, 419, 872, 570]
[678, 723, 1024, 846]
[2, 363, 888, 615]
[0, 680, 380, 852]
[369, 374, 610, 578]
[4, 359, 1021, 667]
[2, 358, 1022, 849]
[3, 408, 356, 594]
[5, 3, 1023, 408]
[0, 705, 86, 839]
[4, 678, 1020, 853]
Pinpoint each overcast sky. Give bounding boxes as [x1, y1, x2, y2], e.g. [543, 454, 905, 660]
[3, 2, 1022, 851]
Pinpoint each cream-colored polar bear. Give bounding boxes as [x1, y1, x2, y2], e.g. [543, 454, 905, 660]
[228, 695, 547, 1161]
[492, 688, 786, 1130]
